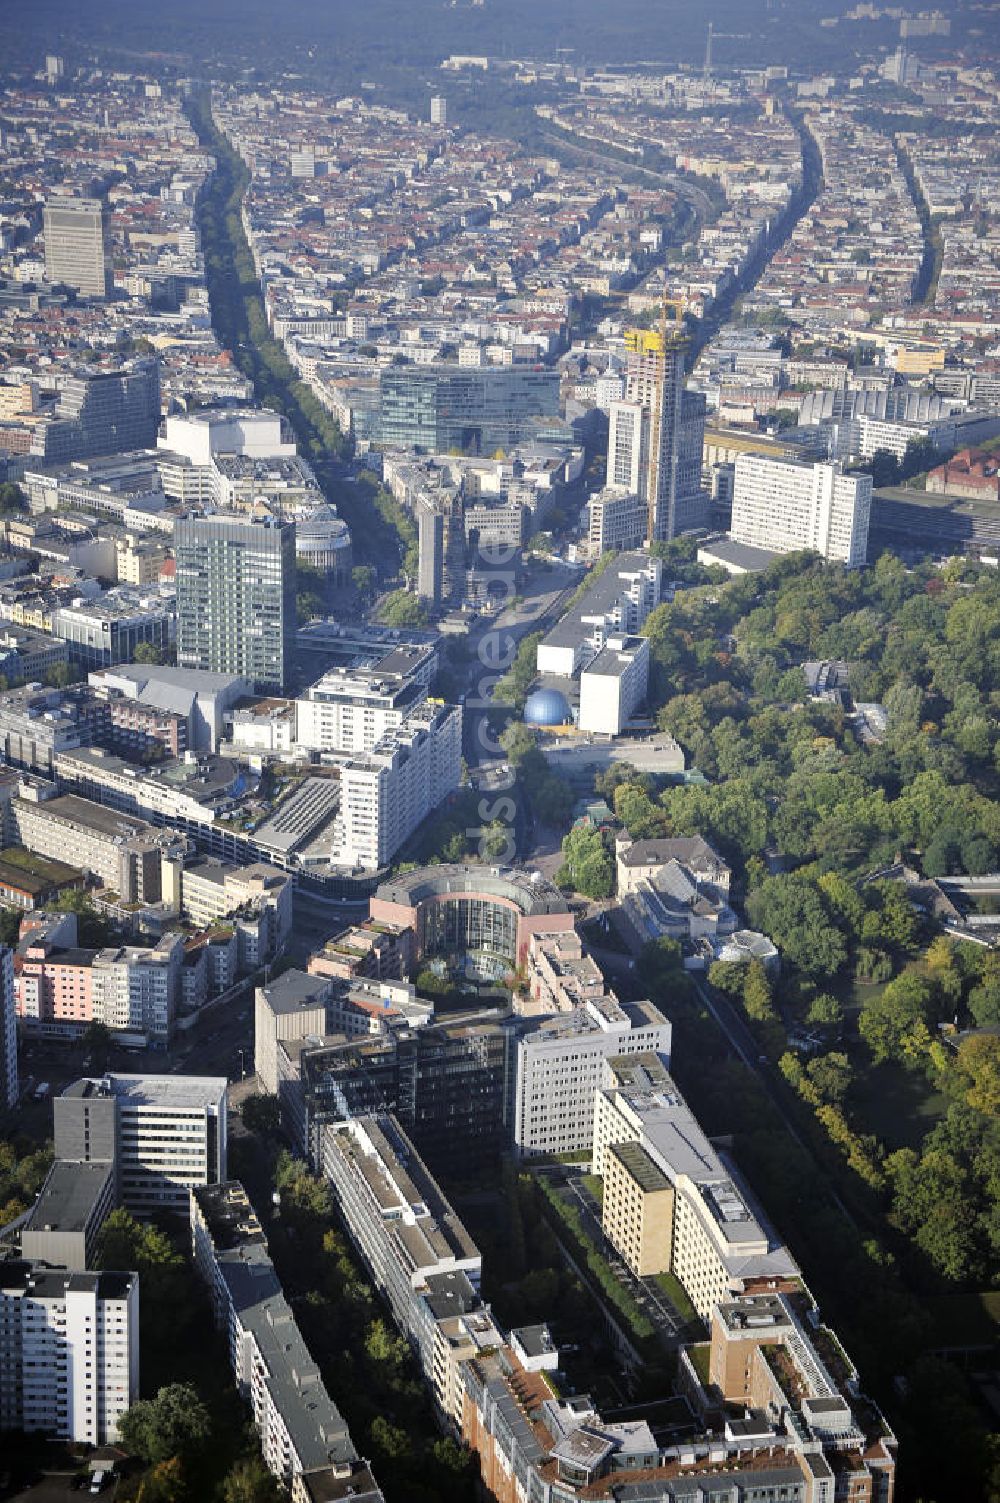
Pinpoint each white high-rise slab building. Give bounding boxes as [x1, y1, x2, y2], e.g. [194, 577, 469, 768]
[731, 454, 872, 567]
[0, 1263, 139, 1444]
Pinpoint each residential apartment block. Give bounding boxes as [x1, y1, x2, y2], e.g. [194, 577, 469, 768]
[295, 651, 430, 756]
[190, 1181, 382, 1500]
[731, 454, 871, 567]
[0, 1262, 138, 1445]
[15, 924, 185, 1044]
[333, 700, 462, 870]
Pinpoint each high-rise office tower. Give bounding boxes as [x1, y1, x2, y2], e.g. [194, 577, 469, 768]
[430, 95, 448, 125]
[43, 197, 112, 299]
[415, 489, 464, 605]
[175, 511, 296, 693]
[605, 328, 706, 544]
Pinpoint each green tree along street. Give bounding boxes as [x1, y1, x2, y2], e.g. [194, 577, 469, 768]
[185, 93, 414, 577]
[556, 824, 614, 899]
[91, 1207, 286, 1503]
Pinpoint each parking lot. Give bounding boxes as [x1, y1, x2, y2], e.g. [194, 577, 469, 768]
[0, 1444, 123, 1503]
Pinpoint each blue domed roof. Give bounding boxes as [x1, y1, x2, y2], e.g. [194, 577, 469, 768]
[524, 687, 571, 727]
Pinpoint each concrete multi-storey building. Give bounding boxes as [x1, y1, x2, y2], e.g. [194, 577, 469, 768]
[536, 552, 661, 681]
[592, 1053, 797, 1319]
[377, 364, 560, 454]
[159, 408, 297, 467]
[514, 995, 671, 1158]
[577, 633, 650, 737]
[0, 1262, 138, 1445]
[175, 511, 297, 694]
[51, 594, 174, 669]
[602, 1139, 674, 1277]
[415, 486, 467, 609]
[587, 487, 646, 556]
[318, 1115, 498, 1427]
[43, 197, 112, 299]
[54, 1072, 228, 1215]
[90, 664, 249, 754]
[0, 684, 108, 776]
[20, 1159, 117, 1271]
[181, 856, 293, 967]
[606, 401, 649, 497]
[521, 928, 606, 1016]
[254, 969, 332, 1097]
[333, 700, 462, 870]
[190, 1181, 381, 1499]
[731, 454, 871, 567]
[30, 360, 160, 465]
[12, 788, 185, 905]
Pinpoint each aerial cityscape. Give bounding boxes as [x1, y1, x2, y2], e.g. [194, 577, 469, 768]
[0, 0, 998, 1500]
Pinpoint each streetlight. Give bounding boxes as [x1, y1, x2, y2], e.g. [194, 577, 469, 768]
[237, 1048, 245, 1081]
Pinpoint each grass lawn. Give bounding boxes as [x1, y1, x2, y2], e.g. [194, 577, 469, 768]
[581, 1174, 604, 1207]
[844, 978, 889, 1015]
[687, 1341, 712, 1386]
[654, 1270, 699, 1327]
[849, 1057, 949, 1151]
[923, 1290, 1000, 1350]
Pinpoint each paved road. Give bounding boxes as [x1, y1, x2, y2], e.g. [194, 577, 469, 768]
[9, 983, 259, 1142]
[461, 560, 580, 771]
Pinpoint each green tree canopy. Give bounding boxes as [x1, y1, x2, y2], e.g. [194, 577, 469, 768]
[118, 1383, 211, 1465]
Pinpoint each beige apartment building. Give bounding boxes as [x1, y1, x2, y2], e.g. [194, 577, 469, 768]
[602, 1139, 674, 1277]
[592, 1053, 798, 1320]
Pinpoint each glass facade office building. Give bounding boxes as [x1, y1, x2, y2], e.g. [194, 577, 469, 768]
[378, 364, 561, 453]
[175, 512, 296, 693]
